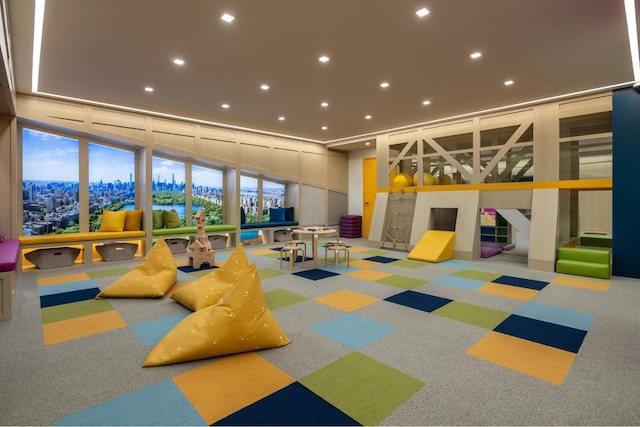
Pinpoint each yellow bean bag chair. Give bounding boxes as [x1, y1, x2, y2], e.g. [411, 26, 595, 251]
[143, 263, 291, 367]
[170, 244, 250, 311]
[96, 237, 177, 298]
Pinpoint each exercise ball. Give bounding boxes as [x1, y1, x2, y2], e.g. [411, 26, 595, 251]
[392, 173, 413, 188]
[412, 172, 433, 186]
[433, 174, 453, 185]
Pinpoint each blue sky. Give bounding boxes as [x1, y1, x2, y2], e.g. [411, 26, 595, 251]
[22, 128, 79, 182]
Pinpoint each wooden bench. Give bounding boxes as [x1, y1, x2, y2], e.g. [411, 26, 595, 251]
[152, 225, 237, 252]
[0, 239, 20, 320]
[18, 231, 146, 270]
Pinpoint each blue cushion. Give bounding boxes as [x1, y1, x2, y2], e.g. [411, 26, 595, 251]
[269, 208, 285, 222]
[284, 207, 294, 222]
[240, 207, 246, 224]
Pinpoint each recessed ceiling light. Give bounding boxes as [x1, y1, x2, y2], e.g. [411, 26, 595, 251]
[321, 102, 329, 107]
[318, 55, 330, 63]
[173, 58, 185, 66]
[321, 126, 328, 130]
[144, 87, 154, 92]
[260, 84, 270, 90]
[470, 52, 482, 59]
[380, 82, 390, 88]
[221, 13, 235, 23]
[365, 115, 372, 120]
[422, 99, 431, 106]
[278, 116, 286, 121]
[416, 7, 430, 17]
[365, 142, 371, 146]
[221, 103, 230, 109]
[504, 80, 514, 86]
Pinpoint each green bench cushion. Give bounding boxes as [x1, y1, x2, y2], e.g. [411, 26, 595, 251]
[579, 233, 612, 248]
[557, 247, 610, 264]
[152, 225, 235, 236]
[556, 259, 611, 279]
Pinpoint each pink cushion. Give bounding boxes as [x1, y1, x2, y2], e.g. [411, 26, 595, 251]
[0, 239, 20, 271]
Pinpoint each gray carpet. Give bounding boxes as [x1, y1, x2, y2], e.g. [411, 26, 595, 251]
[1, 237, 639, 425]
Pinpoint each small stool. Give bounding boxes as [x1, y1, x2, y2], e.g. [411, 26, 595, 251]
[325, 244, 350, 269]
[287, 239, 307, 255]
[280, 244, 305, 270]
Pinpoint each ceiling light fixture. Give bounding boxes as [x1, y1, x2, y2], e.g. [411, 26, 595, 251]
[470, 52, 482, 59]
[365, 142, 371, 146]
[221, 103, 230, 109]
[144, 87, 154, 92]
[278, 116, 286, 121]
[173, 58, 185, 66]
[31, 0, 46, 92]
[416, 7, 430, 17]
[365, 115, 372, 120]
[321, 126, 328, 130]
[380, 82, 390, 88]
[625, 0, 640, 80]
[318, 55, 330, 63]
[221, 13, 235, 23]
[260, 84, 270, 90]
[422, 100, 431, 106]
[504, 80, 514, 86]
[321, 102, 329, 107]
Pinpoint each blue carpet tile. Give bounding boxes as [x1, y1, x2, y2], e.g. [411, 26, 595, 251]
[178, 265, 218, 274]
[494, 314, 588, 353]
[130, 313, 191, 347]
[362, 256, 400, 263]
[40, 287, 101, 308]
[55, 379, 206, 426]
[514, 301, 595, 331]
[213, 382, 360, 426]
[38, 280, 97, 296]
[493, 275, 549, 291]
[385, 291, 453, 313]
[309, 313, 396, 350]
[293, 269, 340, 281]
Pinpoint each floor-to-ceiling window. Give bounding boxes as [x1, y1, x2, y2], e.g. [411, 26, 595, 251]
[192, 165, 224, 224]
[89, 143, 136, 231]
[152, 156, 187, 226]
[22, 128, 80, 235]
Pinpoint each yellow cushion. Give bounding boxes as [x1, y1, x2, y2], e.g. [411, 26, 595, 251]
[123, 209, 143, 231]
[170, 244, 250, 311]
[98, 210, 127, 232]
[143, 263, 291, 367]
[163, 209, 181, 228]
[96, 237, 177, 298]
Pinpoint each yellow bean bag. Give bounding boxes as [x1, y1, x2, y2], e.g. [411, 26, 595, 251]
[96, 237, 177, 298]
[170, 244, 250, 311]
[143, 263, 291, 367]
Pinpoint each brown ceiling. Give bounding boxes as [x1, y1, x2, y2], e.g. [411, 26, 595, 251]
[7, 0, 638, 150]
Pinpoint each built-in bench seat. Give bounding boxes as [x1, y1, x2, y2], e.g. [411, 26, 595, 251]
[19, 231, 146, 270]
[240, 207, 298, 244]
[152, 224, 237, 252]
[1, 239, 21, 320]
[240, 221, 299, 230]
[152, 224, 236, 237]
[556, 246, 611, 279]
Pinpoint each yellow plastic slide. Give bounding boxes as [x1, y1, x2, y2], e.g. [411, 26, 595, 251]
[408, 230, 455, 263]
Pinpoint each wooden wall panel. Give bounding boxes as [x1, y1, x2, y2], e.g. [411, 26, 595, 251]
[197, 137, 237, 164]
[301, 151, 325, 186]
[272, 146, 299, 179]
[327, 153, 348, 192]
[239, 143, 271, 172]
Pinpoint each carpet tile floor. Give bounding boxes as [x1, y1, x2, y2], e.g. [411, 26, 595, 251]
[10, 238, 627, 425]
